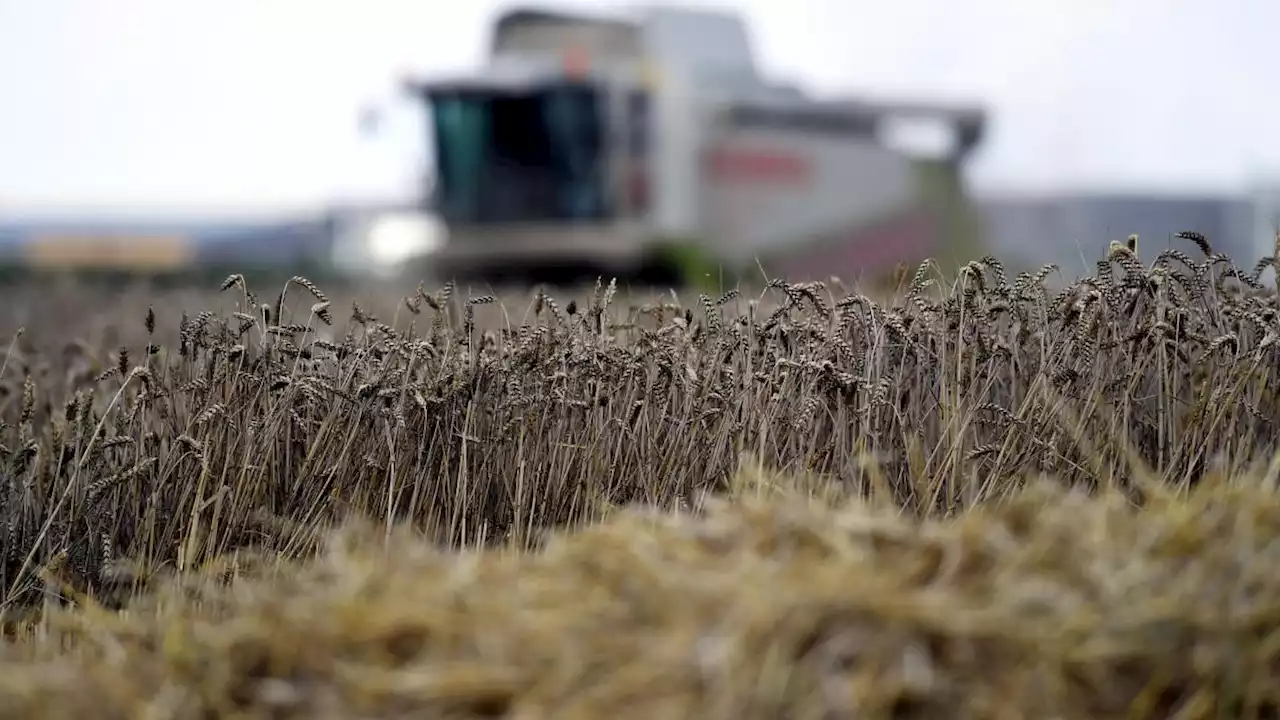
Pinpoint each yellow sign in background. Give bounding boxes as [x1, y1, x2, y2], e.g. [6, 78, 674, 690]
[23, 235, 195, 270]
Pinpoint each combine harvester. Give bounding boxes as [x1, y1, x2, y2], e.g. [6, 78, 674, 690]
[0, 5, 990, 291]
[392, 4, 990, 287]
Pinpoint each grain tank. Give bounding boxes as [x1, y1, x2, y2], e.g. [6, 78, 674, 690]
[401, 5, 988, 286]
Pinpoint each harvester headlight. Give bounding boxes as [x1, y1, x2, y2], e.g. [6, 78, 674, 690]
[366, 212, 444, 267]
[877, 117, 958, 160]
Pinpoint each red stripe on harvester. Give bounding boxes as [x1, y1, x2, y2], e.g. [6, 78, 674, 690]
[706, 148, 811, 183]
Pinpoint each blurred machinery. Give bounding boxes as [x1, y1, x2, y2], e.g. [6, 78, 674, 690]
[393, 4, 990, 286]
[0, 4, 992, 289]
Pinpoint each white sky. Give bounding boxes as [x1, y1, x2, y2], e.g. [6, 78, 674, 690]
[0, 0, 1277, 215]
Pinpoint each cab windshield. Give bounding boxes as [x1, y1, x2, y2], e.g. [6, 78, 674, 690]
[427, 82, 608, 224]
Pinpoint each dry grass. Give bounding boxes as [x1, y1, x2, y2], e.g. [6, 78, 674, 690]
[0, 232, 1279, 718]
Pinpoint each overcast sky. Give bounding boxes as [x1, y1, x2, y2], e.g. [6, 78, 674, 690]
[0, 0, 1276, 215]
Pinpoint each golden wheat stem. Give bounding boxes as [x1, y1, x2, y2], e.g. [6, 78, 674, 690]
[0, 327, 22, 388]
[2, 366, 144, 609]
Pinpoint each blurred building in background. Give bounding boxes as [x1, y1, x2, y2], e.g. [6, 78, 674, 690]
[978, 191, 1263, 278]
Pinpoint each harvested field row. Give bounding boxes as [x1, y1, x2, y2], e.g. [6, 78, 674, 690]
[0, 233, 1278, 718]
[4, 471, 1280, 719]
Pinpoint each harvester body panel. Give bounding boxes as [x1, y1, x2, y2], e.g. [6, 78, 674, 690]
[401, 4, 989, 285]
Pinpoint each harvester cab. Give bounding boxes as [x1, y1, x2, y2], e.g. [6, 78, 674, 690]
[400, 5, 988, 287]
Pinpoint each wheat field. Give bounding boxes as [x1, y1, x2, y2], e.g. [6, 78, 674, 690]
[1, 232, 1280, 718]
